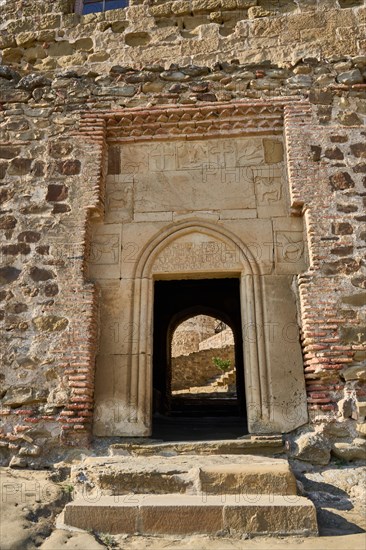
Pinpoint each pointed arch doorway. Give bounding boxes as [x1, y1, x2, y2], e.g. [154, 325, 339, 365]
[152, 277, 247, 440]
[93, 219, 308, 438]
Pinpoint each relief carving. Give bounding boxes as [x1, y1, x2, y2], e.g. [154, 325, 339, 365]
[255, 165, 283, 206]
[152, 234, 243, 273]
[89, 234, 120, 265]
[275, 230, 306, 273]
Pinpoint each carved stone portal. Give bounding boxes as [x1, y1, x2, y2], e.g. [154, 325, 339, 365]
[89, 128, 308, 437]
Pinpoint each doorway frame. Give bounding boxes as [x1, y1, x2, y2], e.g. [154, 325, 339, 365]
[128, 219, 270, 435]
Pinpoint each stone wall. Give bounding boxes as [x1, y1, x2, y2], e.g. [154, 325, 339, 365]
[172, 345, 235, 391]
[171, 315, 218, 357]
[0, 1, 365, 72]
[0, 0, 365, 464]
[199, 328, 234, 351]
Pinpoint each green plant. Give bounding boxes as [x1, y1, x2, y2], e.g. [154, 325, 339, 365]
[60, 483, 74, 495]
[98, 533, 117, 548]
[333, 457, 347, 468]
[212, 356, 231, 372]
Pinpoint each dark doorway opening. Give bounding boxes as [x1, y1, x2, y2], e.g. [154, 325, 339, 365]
[152, 278, 247, 440]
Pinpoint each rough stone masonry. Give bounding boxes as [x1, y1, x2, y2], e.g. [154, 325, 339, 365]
[0, 0, 365, 466]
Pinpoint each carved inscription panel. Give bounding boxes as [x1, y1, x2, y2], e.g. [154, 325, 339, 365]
[152, 232, 244, 274]
[105, 136, 286, 222]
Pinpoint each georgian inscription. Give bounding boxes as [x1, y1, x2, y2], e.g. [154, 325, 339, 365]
[152, 234, 243, 273]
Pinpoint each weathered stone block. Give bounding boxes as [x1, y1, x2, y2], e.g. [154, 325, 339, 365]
[15, 32, 38, 47]
[8, 158, 33, 176]
[356, 423, 366, 436]
[294, 432, 331, 465]
[330, 134, 348, 143]
[341, 292, 366, 306]
[331, 245, 353, 256]
[32, 315, 69, 332]
[141, 497, 223, 534]
[2, 243, 31, 255]
[356, 401, 366, 420]
[64, 500, 138, 534]
[332, 439, 366, 461]
[338, 112, 363, 126]
[350, 143, 366, 158]
[248, 6, 272, 18]
[351, 276, 366, 289]
[73, 38, 94, 52]
[341, 365, 366, 381]
[336, 204, 357, 213]
[324, 147, 344, 160]
[46, 184, 68, 202]
[331, 222, 353, 235]
[2, 387, 47, 407]
[353, 163, 366, 173]
[29, 267, 55, 282]
[322, 258, 360, 275]
[0, 266, 21, 284]
[263, 138, 283, 163]
[48, 142, 73, 158]
[16, 74, 51, 90]
[199, 463, 297, 495]
[44, 282, 59, 297]
[336, 68, 363, 84]
[52, 203, 71, 213]
[0, 215, 17, 230]
[171, 1, 192, 16]
[329, 172, 355, 191]
[47, 41, 74, 57]
[223, 498, 318, 536]
[56, 159, 81, 175]
[309, 90, 333, 105]
[0, 163, 7, 180]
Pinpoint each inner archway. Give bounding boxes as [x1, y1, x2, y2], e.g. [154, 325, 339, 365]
[152, 278, 247, 440]
[171, 315, 237, 411]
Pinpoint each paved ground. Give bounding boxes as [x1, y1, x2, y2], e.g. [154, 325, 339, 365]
[0, 460, 365, 550]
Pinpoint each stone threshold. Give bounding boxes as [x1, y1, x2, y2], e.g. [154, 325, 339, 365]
[108, 435, 285, 456]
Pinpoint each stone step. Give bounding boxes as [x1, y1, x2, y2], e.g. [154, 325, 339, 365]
[71, 455, 296, 496]
[109, 435, 284, 457]
[199, 463, 297, 495]
[63, 494, 318, 536]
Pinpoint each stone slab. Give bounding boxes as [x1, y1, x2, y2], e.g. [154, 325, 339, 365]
[109, 437, 285, 456]
[71, 454, 290, 496]
[140, 495, 223, 535]
[199, 463, 297, 495]
[223, 496, 318, 536]
[63, 494, 318, 536]
[64, 498, 138, 535]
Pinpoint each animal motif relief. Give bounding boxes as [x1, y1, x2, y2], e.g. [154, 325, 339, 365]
[276, 231, 305, 265]
[106, 183, 132, 213]
[89, 234, 120, 265]
[254, 165, 283, 205]
[120, 145, 146, 176]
